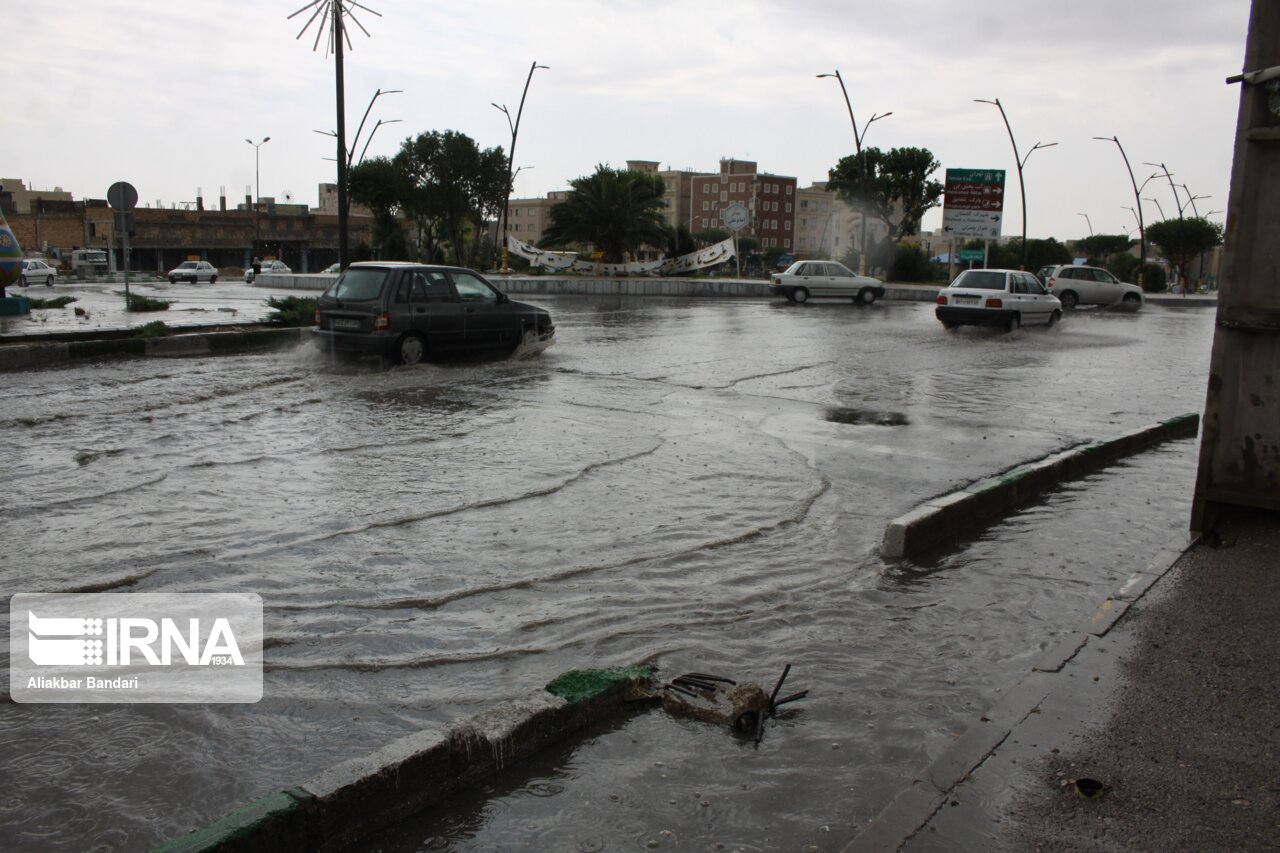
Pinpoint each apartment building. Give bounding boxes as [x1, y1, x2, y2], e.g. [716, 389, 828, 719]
[794, 182, 891, 259]
[691, 159, 798, 250]
[625, 160, 698, 232]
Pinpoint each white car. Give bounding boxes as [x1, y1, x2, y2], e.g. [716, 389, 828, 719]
[1042, 264, 1144, 310]
[168, 261, 219, 284]
[19, 259, 57, 287]
[770, 260, 886, 305]
[245, 259, 291, 283]
[935, 269, 1062, 331]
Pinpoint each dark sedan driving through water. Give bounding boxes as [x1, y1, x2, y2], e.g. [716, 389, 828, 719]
[312, 262, 555, 364]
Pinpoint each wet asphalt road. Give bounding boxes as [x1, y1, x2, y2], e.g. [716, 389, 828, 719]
[0, 295, 1215, 850]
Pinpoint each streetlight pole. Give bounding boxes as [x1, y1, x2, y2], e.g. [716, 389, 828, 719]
[1094, 136, 1147, 289]
[245, 136, 271, 244]
[494, 61, 548, 273]
[976, 98, 1055, 270]
[1077, 212, 1093, 236]
[1144, 196, 1166, 220]
[1143, 162, 1184, 220]
[818, 70, 891, 276]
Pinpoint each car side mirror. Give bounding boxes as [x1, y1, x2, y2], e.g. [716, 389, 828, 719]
[496, 292, 509, 304]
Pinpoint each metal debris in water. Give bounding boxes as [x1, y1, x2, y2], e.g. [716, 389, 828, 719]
[656, 665, 808, 742]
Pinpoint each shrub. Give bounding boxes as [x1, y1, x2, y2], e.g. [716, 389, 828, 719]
[27, 296, 77, 309]
[266, 295, 318, 327]
[126, 293, 171, 312]
[1138, 263, 1167, 293]
[134, 320, 170, 338]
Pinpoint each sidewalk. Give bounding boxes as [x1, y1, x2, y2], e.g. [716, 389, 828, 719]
[848, 508, 1279, 852]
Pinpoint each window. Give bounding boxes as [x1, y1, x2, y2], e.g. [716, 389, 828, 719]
[785, 220, 791, 231]
[953, 270, 1007, 290]
[784, 239, 791, 248]
[720, 191, 727, 202]
[410, 270, 453, 302]
[452, 272, 498, 303]
[786, 186, 793, 195]
[785, 203, 791, 213]
[702, 201, 710, 211]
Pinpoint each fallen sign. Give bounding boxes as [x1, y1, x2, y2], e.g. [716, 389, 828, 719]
[653, 664, 808, 743]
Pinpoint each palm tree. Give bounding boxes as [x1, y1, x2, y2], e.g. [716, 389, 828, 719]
[539, 165, 669, 264]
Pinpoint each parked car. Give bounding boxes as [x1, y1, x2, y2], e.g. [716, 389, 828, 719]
[322, 263, 341, 274]
[244, 259, 291, 283]
[770, 260, 886, 304]
[1041, 264, 1144, 310]
[19, 259, 57, 287]
[935, 269, 1062, 331]
[168, 261, 218, 284]
[312, 262, 555, 365]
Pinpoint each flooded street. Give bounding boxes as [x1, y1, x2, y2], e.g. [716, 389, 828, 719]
[0, 296, 1215, 850]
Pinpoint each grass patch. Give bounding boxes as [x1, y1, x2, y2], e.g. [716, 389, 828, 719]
[126, 293, 171, 312]
[266, 295, 318, 327]
[27, 296, 78, 309]
[545, 666, 653, 704]
[134, 320, 170, 338]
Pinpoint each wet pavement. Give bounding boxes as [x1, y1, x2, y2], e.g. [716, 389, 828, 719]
[0, 295, 1216, 850]
[0, 278, 305, 338]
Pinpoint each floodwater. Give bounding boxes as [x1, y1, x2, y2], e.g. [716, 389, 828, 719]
[0, 296, 1215, 851]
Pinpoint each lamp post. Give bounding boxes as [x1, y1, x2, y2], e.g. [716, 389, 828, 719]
[1144, 196, 1166, 220]
[976, 98, 1055, 270]
[1077, 212, 1093, 236]
[1094, 136, 1147, 288]
[494, 61, 549, 273]
[245, 136, 271, 243]
[1143, 162, 1183, 220]
[818, 70, 891, 276]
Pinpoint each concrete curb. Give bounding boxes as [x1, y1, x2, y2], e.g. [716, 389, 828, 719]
[881, 414, 1201, 560]
[0, 327, 309, 372]
[152, 667, 652, 853]
[842, 532, 1197, 853]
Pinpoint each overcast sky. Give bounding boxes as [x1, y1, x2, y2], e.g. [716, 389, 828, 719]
[7, 1, 1252, 241]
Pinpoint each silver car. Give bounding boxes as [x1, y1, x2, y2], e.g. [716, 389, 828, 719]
[244, 259, 291, 283]
[20, 259, 58, 287]
[168, 261, 219, 284]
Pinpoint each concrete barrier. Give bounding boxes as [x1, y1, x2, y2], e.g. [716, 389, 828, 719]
[152, 666, 653, 853]
[881, 414, 1201, 560]
[0, 327, 309, 372]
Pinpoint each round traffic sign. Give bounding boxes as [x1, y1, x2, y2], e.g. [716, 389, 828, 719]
[107, 181, 138, 211]
[723, 203, 749, 232]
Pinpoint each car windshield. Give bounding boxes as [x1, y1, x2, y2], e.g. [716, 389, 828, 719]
[326, 268, 388, 300]
[952, 270, 1006, 290]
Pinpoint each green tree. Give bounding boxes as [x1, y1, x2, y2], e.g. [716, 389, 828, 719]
[828, 146, 945, 277]
[394, 130, 508, 267]
[540, 165, 669, 264]
[659, 222, 696, 257]
[347, 156, 409, 259]
[1077, 234, 1134, 263]
[692, 227, 731, 247]
[1145, 217, 1223, 290]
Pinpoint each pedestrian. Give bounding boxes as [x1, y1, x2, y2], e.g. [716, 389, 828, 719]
[251, 256, 262, 280]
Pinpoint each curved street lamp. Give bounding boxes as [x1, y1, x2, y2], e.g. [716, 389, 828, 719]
[818, 70, 891, 275]
[1143, 162, 1183, 220]
[494, 61, 549, 273]
[245, 136, 271, 243]
[1094, 136, 1147, 288]
[976, 98, 1055, 270]
[1144, 196, 1166, 220]
[1077, 212, 1093, 236]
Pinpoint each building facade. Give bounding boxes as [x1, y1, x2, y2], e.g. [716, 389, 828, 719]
[690, 159, 798, 250]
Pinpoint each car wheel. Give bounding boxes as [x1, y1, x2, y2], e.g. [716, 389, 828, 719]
[397, 333, 425, 365]
[47, 275, 55, 287]
[1006, 314, 1021, 332]
[19, 275, 27, 287]
[941, 320, 958, 331]
[169, 276, 177, 284]
[1047, 310, 1062, 327]
[1122, 293, 1141, 307]
[857, 287, 878, 305]
[1059, 290, 1079, 309]
[793, 287, 809, 303]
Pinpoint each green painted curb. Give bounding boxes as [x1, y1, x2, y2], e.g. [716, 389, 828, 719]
[151, 788, 313, 853]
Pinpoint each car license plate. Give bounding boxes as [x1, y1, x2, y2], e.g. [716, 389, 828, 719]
[953, 295, 979, 304]
[331, 318, 361, 330]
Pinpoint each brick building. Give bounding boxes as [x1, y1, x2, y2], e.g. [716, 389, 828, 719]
[1, 180, 372, 273]
[691, 159, 798, 251]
